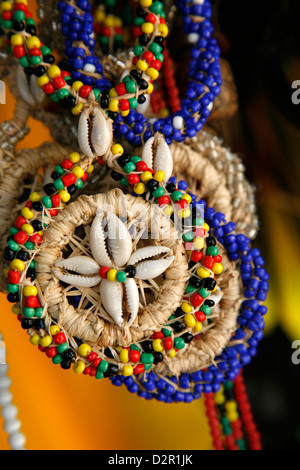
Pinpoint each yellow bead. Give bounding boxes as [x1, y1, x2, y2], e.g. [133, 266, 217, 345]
[58, 190, 71, 203]
[168, 348, 176, 358]
[214, 392, 225, 406]
[122, 365, 133, 376]
[72, 103, 83, 115]
[36, 75, 49, 88]
[134, 182, 146, 195]
[30, 334, 40, 346]
[136, 59, 148, 72]
[153, 339, 163, 352]
[21, 207, 34, 220]
[25, 36, 41, 49]
[10, 259, 25, 272]
[141, 171, 153, 182]
[104, 15, 115, 27]
[154, 171, 165, 182]
[120, 348, 129, 363]
[120, 109, 130, 117]
[1, 2, 12, 11]
[69, 152, 81, 163]
[160, 108, 169, 118]
[184, 314, 196, 328]
[194, 321, 202, 333]
[113, 17, 122, 28]
[213, 263, 223, 275]
[141, 22, 154, 34]
[23, 286, 38, 297]
[146, 68, 159, 81]
[178, 208, 191, 219]
[72, 81, 83, 92]
[225, 401, 237, 412]
[50, 325, 60, 336]
[227, 411, 239, 423]
[95, 9, 105, 22]
[21, 224, 34, 235]
[47, 65, 61, 79]
[72, 165, 85, 179]
[181, 301, 192, 314]
[140, 0, 152, 7]
[112, 144, 124, 156]
[12, 305, 20, 315]
[78, 343, 91, 357]
[193, 237, 204, 250]
[107, 269, 118, 282]
[197, 267, 210, 278]
[158, 24, 169, 38]
[163, 204, 174, 216]
[73, 361, 86, 375]
[87, 165, 94, 174]
[3, 267, 9, 279]
[182, 194, 192, 204]
[147, 82, 154, 94]
[109, 87, 118, 98]
[204, 223, 210, 232]
[109, 98, 119, 112]
[10, 34, 23, 46]
[39, 336, 52, 348]
[29, 191, 41, 202]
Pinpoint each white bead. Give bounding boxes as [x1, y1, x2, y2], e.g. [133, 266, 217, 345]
[193, 0, 204, 4]
[0, 390, 12, 406]
[4, 418, 21, 435]
[0, 376, 11, 390]
[0, 364, 9, 376]
[83, 63, 96, 73]
[207, 102, 213, 111]
[137, 94, 150, 114]
[1, 404, 18, 421]
[173, 116, 184, 129]
[9, 432, 26, 450]
[187, 33, 199, 43]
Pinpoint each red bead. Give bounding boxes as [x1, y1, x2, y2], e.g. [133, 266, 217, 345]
[142, 51, 154, 63]
[136, 161, 148, 172]
[2, 11, 12, 20]
[87, 351, 97, 362]
[127, 174, 140, 185]
[195, 311, 206, 322]
[25, 296, 39, 308]
[163, 337, 173, 350]
[132, 56, 139, 66]
[202, 255, 215, 269]
[29, 233, 42, 245]
[133, 26, 142, 37]
[51, 195, 61, 208]
[25, 201, 32, 208]
[14, 231, 29, 245]
[7, 270, 20, 285]
[61, 71, 70, 78]
[150, 60, 162, 71]
[214, 255, 222, 263]
[81, 172, 88, 182]
[157, 195, 170, 206]
[61, 173, 76, 187]
[159, 17, 166, 24]
[145, 13, 156, 23]
[193, 227, 205, 237]
[48, 209, 58, 217]
[61, 159, 73, 170]
[28, 47, 41, 57]
[43, 82, 55, 95]
[92, 358, 101, 368]
[133, 364, 145, 374]
[14, 3, 28, 12]
[98, 157, 104, 165]
[119, 99, 130, 111]
[46, 347, 57, 358]
[89, 367, 97, 377]
[13, 45, 25, 58]
[102, 26, 111, 37]
[190, 251, 203, 262]
[38, 345, 47, 353]
[79, 85, 92, 99]
[115, 83, 127, 96]
[53, 332, 66, 345]
[153, 331, 164, 339]
[99, 266, 110, 279]
[190, 292, 203, 307]
[177, 199, 189, 209]
[128, 350, 140, 363]
[15, 216, 27, 230]
[52, 76, 65, 89]
[83, 366, 91, 375]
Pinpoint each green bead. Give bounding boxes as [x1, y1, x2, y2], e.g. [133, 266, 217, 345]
[42, 196, 52, 209]
[51, 91, 60, 102]
[153, 187, 165, 198]
[93, 88, 101, 100]
[193, 218, 204, 226]
[98, 360, 109, 373]
[134, 17, 144, 26]
[23, 308, 35, 318]
[171, 190, 183, 202]
[116, 271, 126, 283]
[149, 43, 162, 56]
[9, 227, 19, 236]
[124, 162, 136, 173]
[1, 20, 13, 29]
[236, 439, 247, 450]
[57, 342, 69, 354]
[54, 179, 64, 191]
[35, 308, 43, 318]
[130, 156, 142, 164]
[198, 287, 210, 298]
[130, 344, 141, 352]
[155, 53, 164, 63]
[174, 337, 185, 350]
[225, 380, 234, 390]
[95, 370, 104, 380]
[122, 75, 131, 84]
[75, 179, 84, 189]
[7, 284, 19, 294]
[106, 0, 116, 6]
[168, 314, 176, 320]
[200, 304, 211, 316]
[185, 285, 195, 294]
[182, 231, 194, 242]
[128, 97, 138, 109]
[99, 35, 109, 45]
[141, 353, 154, 365]
[55, 165, 64, 175]
[220, 416, 232, 436]
[40, 45, 51, 56]
[207, 246, 219, 256]
[8, 240, 20, 252]
[120, 177, 129, 187]
[144, 364, 152, 371]
[26, 18, 36, 26]
[52, 354, 63, 365]
[150, 1, 164, 14]
[57, 88, 69, 100]
[25, 242, 35, 251]
[19, 56, 30, 68]
[133, 45, 143, 57]
[162, 328, 172, 337]
[13, 10, 26, 21]
[30, 56, 42, 65]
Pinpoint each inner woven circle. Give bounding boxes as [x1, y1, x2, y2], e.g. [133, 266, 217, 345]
[36, 189, 189, 348]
